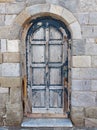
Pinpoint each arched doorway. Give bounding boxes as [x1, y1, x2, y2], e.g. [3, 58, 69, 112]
[26, 16, 71, 117]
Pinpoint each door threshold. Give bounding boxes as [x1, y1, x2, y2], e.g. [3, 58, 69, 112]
[26, 113, 68, 118]
[21, 118, 73, 127]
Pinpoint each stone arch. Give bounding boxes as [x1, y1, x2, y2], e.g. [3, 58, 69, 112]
[14, 3, 82, 40]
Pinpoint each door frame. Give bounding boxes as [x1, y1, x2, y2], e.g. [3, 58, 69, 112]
[22, 16, 72, 118]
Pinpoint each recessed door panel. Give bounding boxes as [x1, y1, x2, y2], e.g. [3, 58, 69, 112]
[33, 68, 45, 85]
[31, 45, 45, 63]
[50, 68, 61, 85]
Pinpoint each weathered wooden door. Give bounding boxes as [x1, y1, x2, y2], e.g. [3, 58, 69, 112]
[26, 17, 70, 115]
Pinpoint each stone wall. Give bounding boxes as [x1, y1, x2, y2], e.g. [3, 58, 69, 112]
[0, 0, 97, 127]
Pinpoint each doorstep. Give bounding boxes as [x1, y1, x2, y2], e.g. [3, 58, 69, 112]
[21, 118, 73, 127]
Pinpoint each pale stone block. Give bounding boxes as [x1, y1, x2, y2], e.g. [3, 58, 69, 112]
[26, 0, 46, 6]
[49, 4, 63, 16]
[0, 53, 2, 63]
[85, 118, 97, 127]
[85, 43, 97, 55]
[5, 15, 16, 26]
[2, 63, 20, 77]
[14, 10, 30, 26]
[0, 39, 7, 52]
[3, 52, 20, 63]
[6, 102, 23, 125]
[72, 68, 97, 80]
[82, 26, 97, 38]
[74, 13, 89, 25]
[86, 38, 95, 44]
[71, 107, 84, 126]
[72, 56, 91, 67]
[72, 80, 91, 91]
[91, 80, 97, 91]
[85, 107, 97, 118]
[0, 77, 21, 87]
[62, 8, 77, 25]
[0, 15, 4, 26]
[0, 3, 5, 14]
[80, 0, 97, 12]
[92, 56, 97, 67]
[5, 2, 25, 14]
[26, 4, 50, 16]
[89, 12, 97, 24]
[72, 39, 86, 55]
[10, 87, 21, 103]
[7, 40, 20, 52]
[0, 88, 8, 94]
[0, 94, 8, 108]
[71, 91, 96, 107]
[69, 21, 82, 39]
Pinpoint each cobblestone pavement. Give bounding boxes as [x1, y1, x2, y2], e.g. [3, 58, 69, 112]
[0, 127, 97, 130]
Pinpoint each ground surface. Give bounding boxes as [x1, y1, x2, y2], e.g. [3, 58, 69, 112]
[0, 127, 97, 130]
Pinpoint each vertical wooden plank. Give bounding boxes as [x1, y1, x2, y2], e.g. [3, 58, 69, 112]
[45, 26, 49, 110]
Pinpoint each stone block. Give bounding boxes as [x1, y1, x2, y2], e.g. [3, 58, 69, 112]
[0, 26, 11, 39]
[0, 77, 21, 87]
[26, 3, 50, 16]
[85, 118, 97, 127]
[71, 91, 96, 107]
[49, 4, 63, 16]
[89, 12, 97, 24]
[92, 56, 97, 67]
[74, 13, 89, 25]
[6, 102, 23, 125]
[69, 21, 82, 40]
[0, 15, 4, 26]
[2, 63, 20, 77]
[0, 94, 8, 108]
[91, 80, 97, 91]
[5, 15, 16, 26]
[85, 43, 97, 55]
[82, 26, 97, 38]
[72, 56, 91, 67]
[71, 107, 84, 126]
[14, 9, 30, 26]
[0, 39, 7, 52]
[72, 68, 97, 80]
[52, 0, 79, 13]
[0, 88, 9, 94]
[26, 0, 46, 6]
[85, 107, 97, 118]
[62, 8, 76, 25]
[0, 3, 5, 14]
[86, 38, 95, 44]
[0, 53, 2, 63]
[72, 39, 86, 55]
[3, 52, 20, 63]
[72, 80, 91, 91]
[7, 40, 20, 52]
[5, 2, 25, 14]
[80, 0, 97, 12]
[10, 87, 22, 103]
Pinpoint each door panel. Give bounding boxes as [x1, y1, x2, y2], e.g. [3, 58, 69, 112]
[49, 89, 63, 108]
[33, 68, 45, 85]
[50, 68, 61, 85]
[32, 89, 46, 107]
[31, 45, 45, 63]
[49, 45, 62, 62]
[33, 28, 44, 40]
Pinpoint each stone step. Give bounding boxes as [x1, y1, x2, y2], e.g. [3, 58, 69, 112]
[21, 118, 73, 127]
